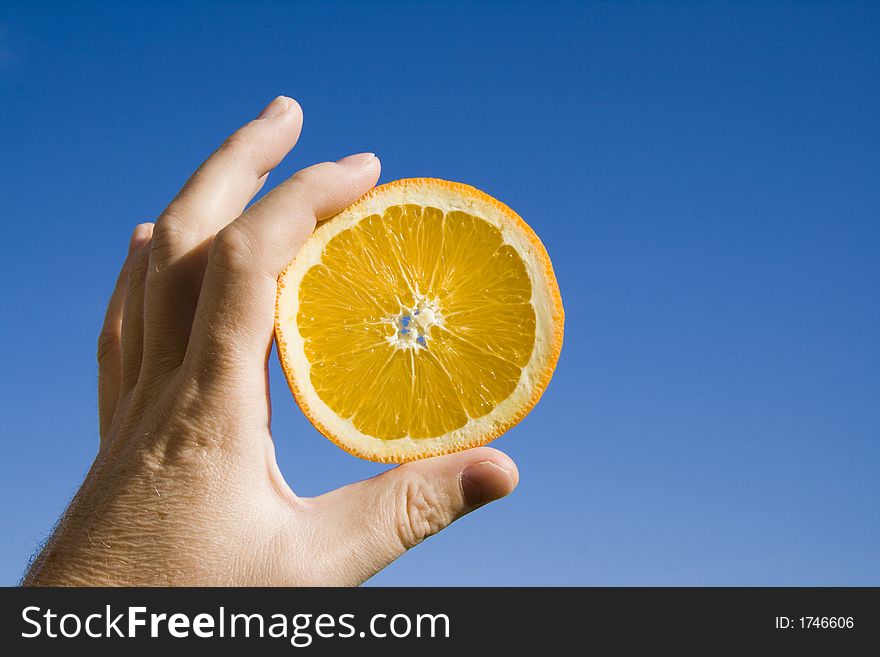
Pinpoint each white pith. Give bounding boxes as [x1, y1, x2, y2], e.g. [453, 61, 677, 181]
[385, 293, 442, 351]
[276, 180, 559, 461]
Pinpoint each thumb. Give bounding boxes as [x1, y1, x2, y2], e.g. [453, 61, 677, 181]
[307, 447, 519, 585]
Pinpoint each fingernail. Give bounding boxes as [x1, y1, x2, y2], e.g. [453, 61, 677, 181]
[336, 152, 376, 167]
[460, 461, 515, 508]
[256, 96, 292, 119]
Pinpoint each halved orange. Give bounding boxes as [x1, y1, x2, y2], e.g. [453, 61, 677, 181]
[275, 178, 563, 462]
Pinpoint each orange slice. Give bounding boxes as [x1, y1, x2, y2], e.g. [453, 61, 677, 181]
[275, 178, 564, 462]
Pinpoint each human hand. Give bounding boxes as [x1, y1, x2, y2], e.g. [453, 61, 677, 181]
[23, 96, 519, 586]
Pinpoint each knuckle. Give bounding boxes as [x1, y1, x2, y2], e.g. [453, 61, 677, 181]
[96, 329, 120, 365]
[210, 222, 258, 274]
[395, 478, 448, 550]
[289, 163, 348, 217]
[128, 248, 150, 285]
[217, 131, 255, 168]
[290, 163, 330, 192]
[150, 211, 187, 265]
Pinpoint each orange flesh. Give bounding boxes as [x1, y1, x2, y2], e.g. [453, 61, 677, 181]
[297, 204, 537, 440]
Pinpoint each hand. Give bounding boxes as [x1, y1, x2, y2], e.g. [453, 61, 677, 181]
[23, 96, 519, 586]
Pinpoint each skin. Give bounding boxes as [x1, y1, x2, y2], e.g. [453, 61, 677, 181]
[23, 96, 518, 586]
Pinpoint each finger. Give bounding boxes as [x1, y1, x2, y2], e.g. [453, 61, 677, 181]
[97, 224, 153, 444]
[253, 172, 270, 200]
[142, 97, 303, 374]
[184, 153, 381, 381]
[120, 224, 154, 397]
[305, 447, 518, 585]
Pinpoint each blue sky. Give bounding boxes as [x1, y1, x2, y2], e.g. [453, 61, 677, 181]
[1, 1, 878, 585]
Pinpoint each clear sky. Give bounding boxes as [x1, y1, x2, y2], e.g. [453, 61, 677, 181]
[1, 1, 878, 586]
